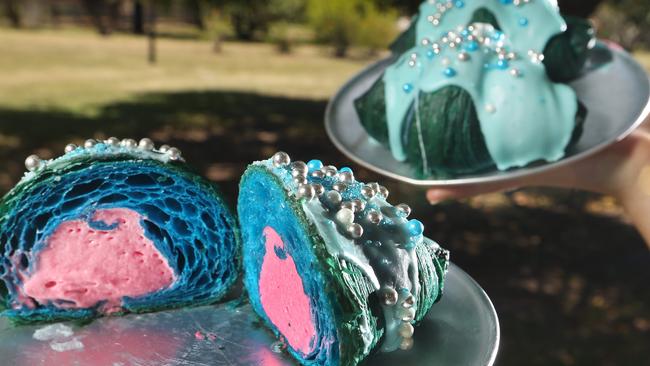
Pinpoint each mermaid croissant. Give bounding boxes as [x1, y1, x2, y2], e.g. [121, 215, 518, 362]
[0, 138, 240, 322]
[238, 152, 449, 366]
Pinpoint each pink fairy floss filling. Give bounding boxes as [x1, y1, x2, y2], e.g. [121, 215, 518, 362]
[259, 226, 316, 355]
[21, 208, 176, 311]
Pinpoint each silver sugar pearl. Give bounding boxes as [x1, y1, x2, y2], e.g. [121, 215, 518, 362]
[396, 203, 412, 217]
[338, 171, 354, 183]
[105, 137, 120, 146]
[402, 295, 415, 308]
[346, 223, 363, 239]
[293, 177, 307, 186]
[400, 337, 414, 351]
[297, 184, 316, 201]
[341, 201, 355, 211]
[367, 210, 383, 224]
[64, 143, 77, 153]
[166, 147, 182, 161]
[378, 186, 389, 199]
[380, 288, 398, 306]
[138, 138, 155, 150]
[311, 169, 325, 179]
[323, 165, 338, 177]
[272, 151, 291, 167]
[335, 207, 355, 225]
[326, 191, 342, 206]
[399, 322, 415, 338]
[290, 161, 308, 175]
[510, 68, 521, 77]
[408, 60, 417, 68]
[25, 154, 41, 172]
[121, 138, 137, 148]
[313, 183, 325, 196]
[159, 144, 171, 153]
[291, 168, 307, 179]
[360, 186, 376, 199]
[457, 52, 470, 61]
[332, 183, 347, 192]
[83, 139, 97, 149]
[351, 199, 366, 212]
[398, 307, 416, 322]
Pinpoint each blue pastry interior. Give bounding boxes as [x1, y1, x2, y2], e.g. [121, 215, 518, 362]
[0, 158, 239, 321]
[239, 167, 341, 366]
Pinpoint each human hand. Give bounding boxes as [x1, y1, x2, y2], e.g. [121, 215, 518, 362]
[426, 115, 650, 246]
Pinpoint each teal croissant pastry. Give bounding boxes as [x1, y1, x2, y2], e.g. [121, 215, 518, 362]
[238, 152, 449, 366]
[355, 0, 594, 178]
[0, 138, 240, 323]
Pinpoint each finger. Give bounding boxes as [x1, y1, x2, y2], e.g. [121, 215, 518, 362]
[427, 180, 521, 203]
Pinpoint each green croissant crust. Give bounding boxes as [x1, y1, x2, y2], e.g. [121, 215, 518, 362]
[358, 8, 593, 178]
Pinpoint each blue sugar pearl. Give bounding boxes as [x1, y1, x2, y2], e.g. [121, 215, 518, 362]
[403, 83, 414, 93]
[408, 219, 424, 236]
[461, 29, 469, 37]
[339, 167, 353, 173]
[307, 159, 323, 172]
[492, 31, 504, 41]
[455, 0, 465, 8]
[443, 67, 457, 78]
[519, 17, 529, 27]
[465, 41, 479, 52]
[426, 50, 435, 59]
[399, 287, 410, 294]
[500, 0, 513, 4]
[496, 59, 509, 70]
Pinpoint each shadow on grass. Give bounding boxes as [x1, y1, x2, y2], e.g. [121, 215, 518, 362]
[0, 90, 648, 366]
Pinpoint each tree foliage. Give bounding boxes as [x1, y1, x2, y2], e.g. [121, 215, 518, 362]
[307, 0, 397, 57]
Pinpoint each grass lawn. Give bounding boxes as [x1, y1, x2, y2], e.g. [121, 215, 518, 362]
[0, 28, 379, 115]
[0, 28, 648, 366]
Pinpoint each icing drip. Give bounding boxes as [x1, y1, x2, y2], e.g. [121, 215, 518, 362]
[263, 153, 436, 352]
[383, 0, 578, 170]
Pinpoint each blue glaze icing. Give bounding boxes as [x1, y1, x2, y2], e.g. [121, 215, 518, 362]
[383, 0, 578, 170]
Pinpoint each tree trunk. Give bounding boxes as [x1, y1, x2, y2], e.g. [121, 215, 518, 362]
[213, 35, 223, 54]
[188, 0, 205, 30]
[133, 0, 144, 35]
[147, 2, 156, 64]
[82, 0, 111, 36]
[3, 0, 21, 28]
[107, 0, 121, 32]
